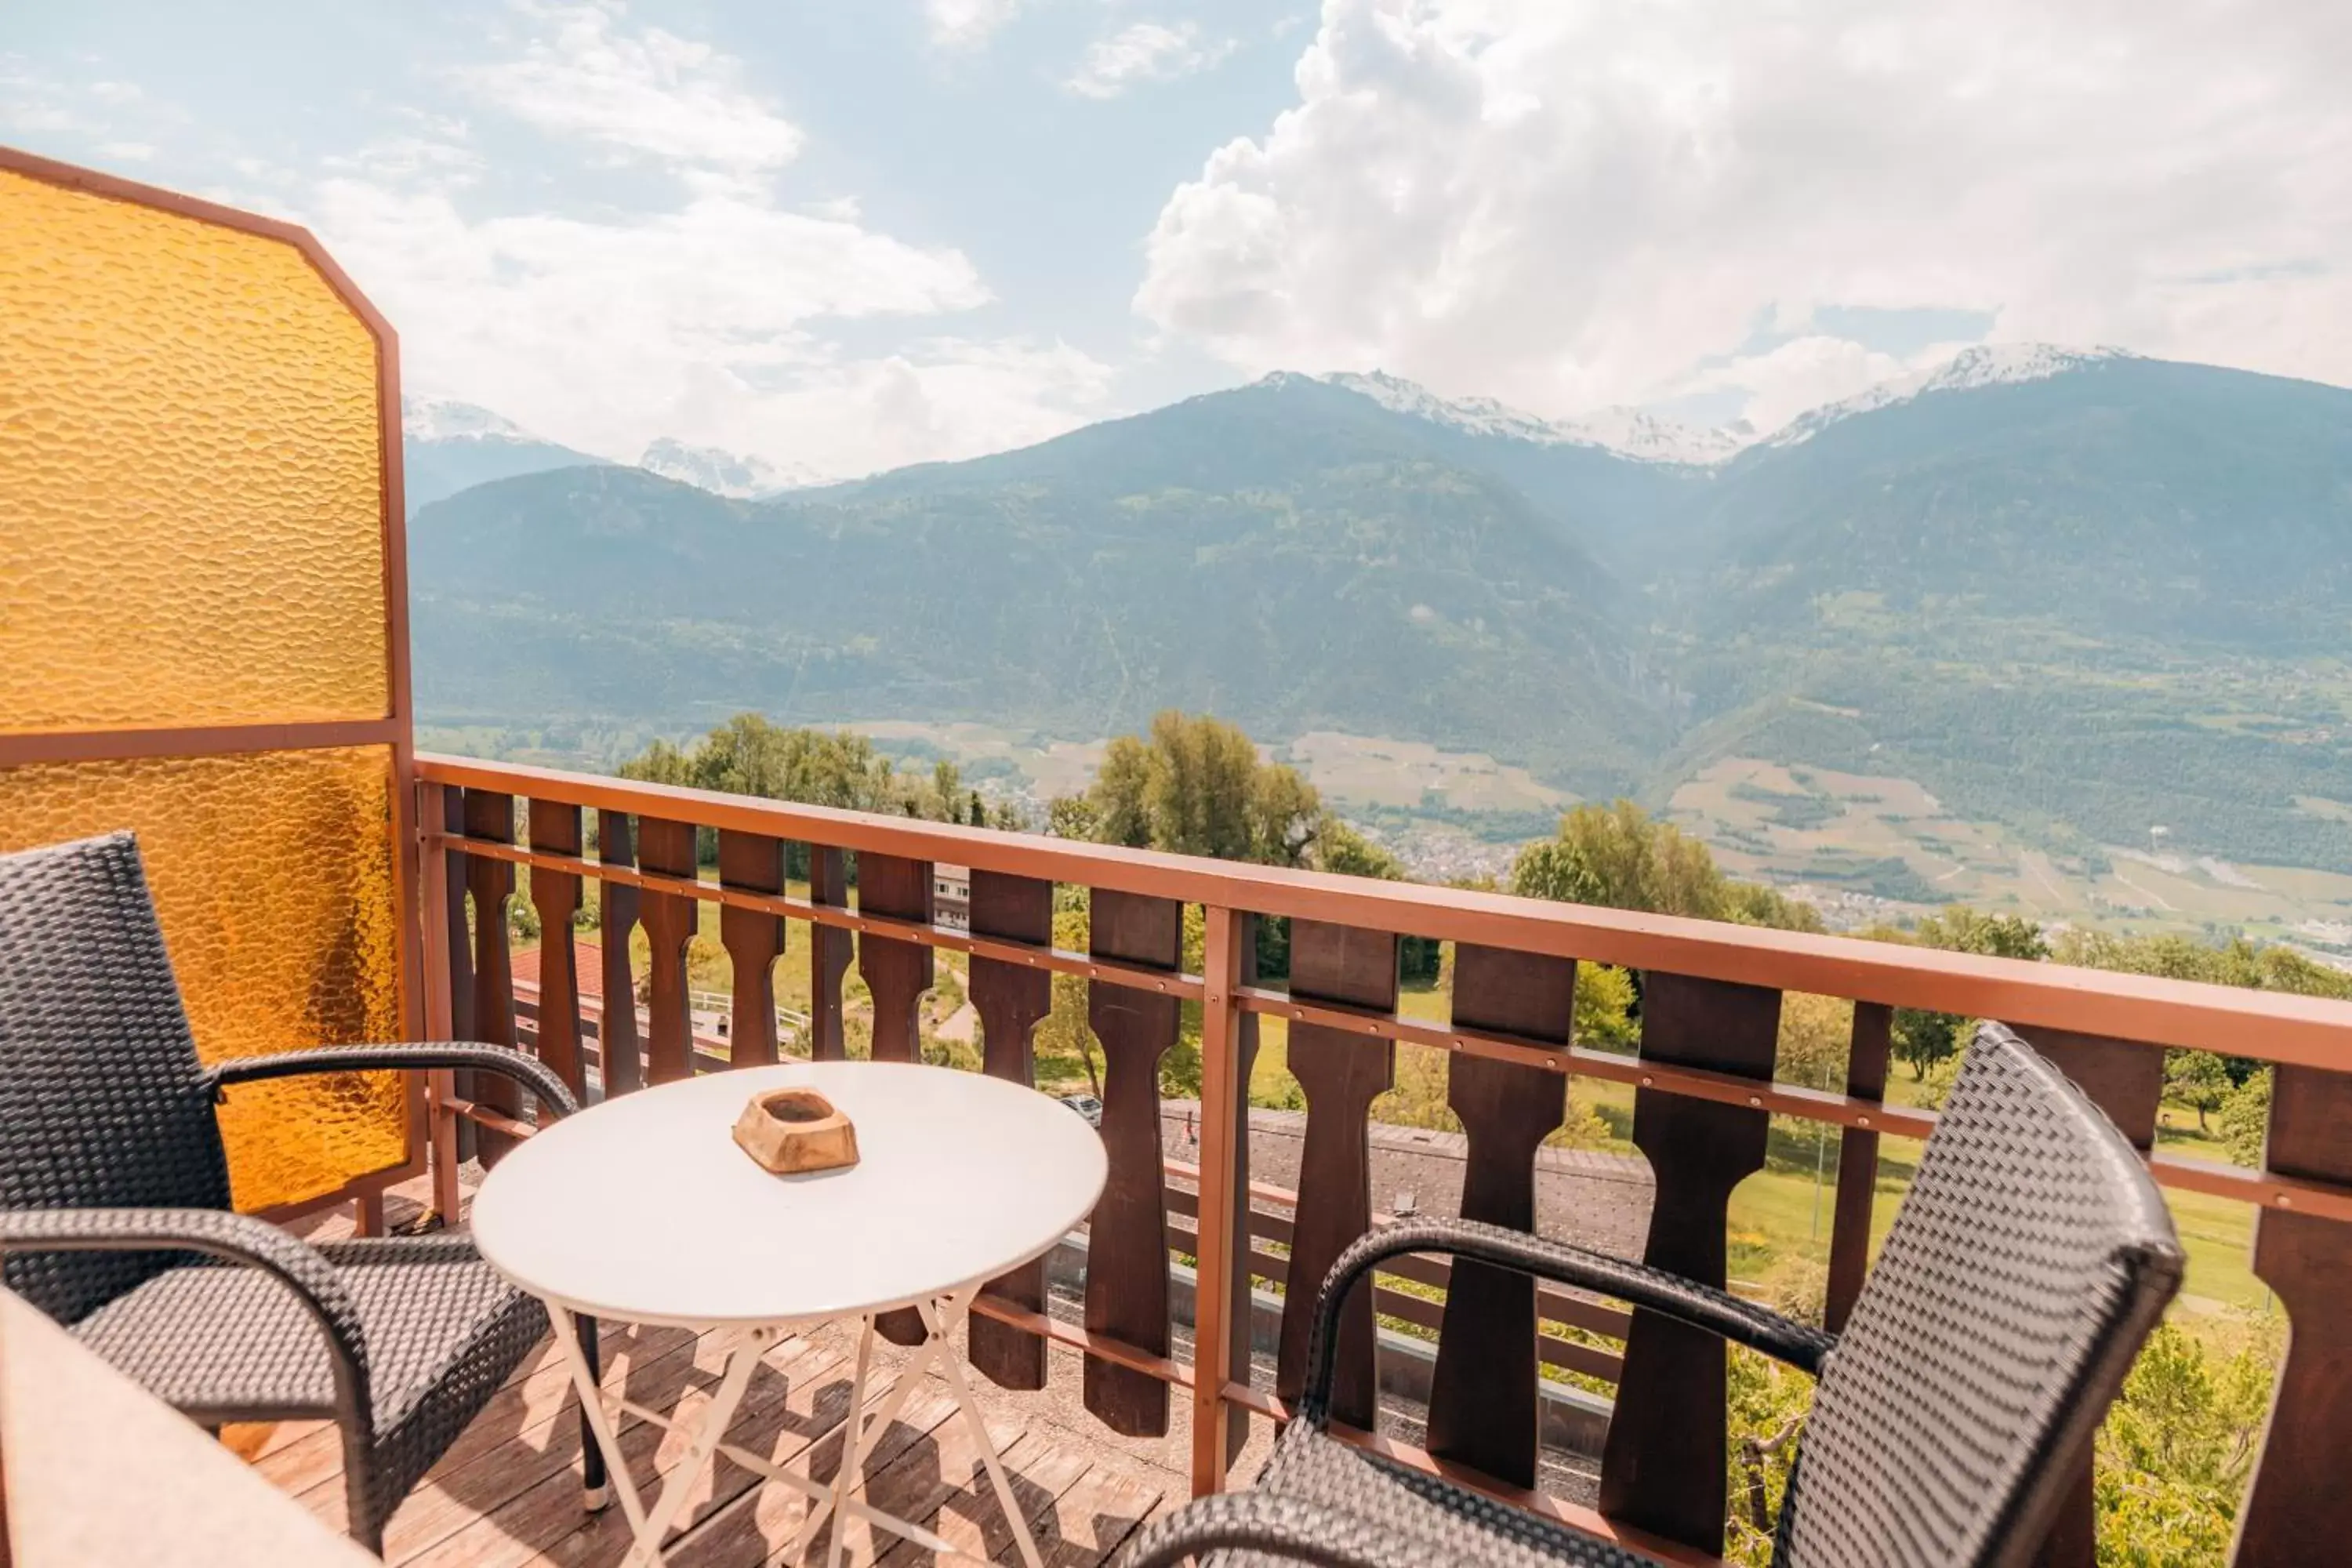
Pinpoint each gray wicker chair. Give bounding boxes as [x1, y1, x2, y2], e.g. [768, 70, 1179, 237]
[1123, 1022, 2184, 1568]
[0, 831, 600, 1555]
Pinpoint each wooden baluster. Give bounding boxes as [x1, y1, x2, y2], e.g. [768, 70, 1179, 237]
[1190, 906, 1260, 1492]
[439, 786, 477, 1164]
[596, 809, 643, 1097]
[463, 789, 521, 1166]
[965, 869, 1055, 1391]
[1599, 973, 1780, 1555]
[1274, 920, 1399, 1432]
[1084, 889, 1184, 1436]
[526, 800, 586, 1106]
[717, 829, 786, 1069]
[808, 846, 851, 1062]
[2236, 1065, 2352, 1566]
[2010, 1028, 2163, 1568]
[857, 851, 935, 1345]
[637, 817, 698, 1086]
[418, 781, 463, 1224]
[1824, 1001, 1892, 1333]
[1427, 945, 1573, 1487]
[1223, 915, 1264, 1466]
[855, 851, 933, 1065]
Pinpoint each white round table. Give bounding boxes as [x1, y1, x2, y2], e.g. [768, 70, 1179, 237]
[472, 1061, 1108, 1568]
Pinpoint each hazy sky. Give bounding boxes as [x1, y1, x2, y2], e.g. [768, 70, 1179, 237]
[8, 2, 2348, 477]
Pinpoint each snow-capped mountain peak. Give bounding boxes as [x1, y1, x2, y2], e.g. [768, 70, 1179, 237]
[637, 438, 823, 499]
[1766, 343, 2140, 448]
[401, 396, 534, 444]
[1551, 406, 1755, 466]
[1311, 369, 1748, 466]
[1320, 369, 1568, 445]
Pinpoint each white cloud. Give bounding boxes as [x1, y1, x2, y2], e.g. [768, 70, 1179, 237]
[324, 134, 486, 185]
[1674, 336, 1916, 437]
[1, 60, 184, 157]
[0, 55, 89, 136]
[927, 0, 1024, 49]
[1134, 0, 2352, 430]
[304, 5, 1113, 477]
[453, 2, 802, 171]
[1067, 22, 1238, 100]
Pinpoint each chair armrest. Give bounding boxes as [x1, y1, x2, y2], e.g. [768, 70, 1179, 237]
[1117, 1491, 1439, 1568]
[0, 1206, 372, 1430]
[208, 1041, 579, 1120]
[1298, 1218, 1835, 1428]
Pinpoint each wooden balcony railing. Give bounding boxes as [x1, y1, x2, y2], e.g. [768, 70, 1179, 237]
[412, 751, 2352, 1568]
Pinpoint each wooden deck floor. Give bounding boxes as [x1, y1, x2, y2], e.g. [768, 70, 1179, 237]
[236, 1178, 1195, 1566]
[240, 1315, 1175, 1566]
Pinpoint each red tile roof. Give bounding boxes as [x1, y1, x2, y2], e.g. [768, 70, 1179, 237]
[510, 937, 606, 1002]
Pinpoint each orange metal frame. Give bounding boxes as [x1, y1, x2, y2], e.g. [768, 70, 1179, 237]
[0, 145, 426, 1221]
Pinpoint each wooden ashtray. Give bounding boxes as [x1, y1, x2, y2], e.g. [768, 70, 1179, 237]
[732, 1087, 859, 1175]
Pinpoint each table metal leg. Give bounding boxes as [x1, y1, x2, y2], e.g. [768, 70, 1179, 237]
[577, 1312, 609, 1510]
[795, 1308, 949, 1561]
[550, 1310, 648, 1539]
[792, 1294, 1047, 1568]
[822, 1319, 876, 1568]
[622, 1327, 768, 1568]
[923, 1292, 1047, 1568]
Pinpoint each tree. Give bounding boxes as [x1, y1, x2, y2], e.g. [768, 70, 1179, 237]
[1090, 736, 1154, 848]
[1508, 800, 1821, 932]
[1573, 963, 1639, 1053]
[1872, 907, 2051, 1080]
[2092, 1320, 2280, 1563]
[1086, 712, 1323, 866]
[2165, 1050, 2233, 1131]
[1046, 793, 1099, 841]
[1508, 836, 1603, 906]
[1032, 908, 1103, 1099]
[1314, 818, 1400, 879]
[1891, 1006, 1962, 1082]
[1914, 907, 2049, 962]
[1775, 992, 1853, 1089]
[2217, 1069, 2271, 1166]
[616, 715, 974, 874]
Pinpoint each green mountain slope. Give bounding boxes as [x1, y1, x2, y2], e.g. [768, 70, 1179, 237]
[1678, 355, 2352, 655]
[411, 388, 1667, 796]
[1646, 354, 2352, 872]
[408, 351, 2352, 876]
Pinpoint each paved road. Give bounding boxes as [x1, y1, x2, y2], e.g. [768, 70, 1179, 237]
[1158, 1101, 1656, 1259]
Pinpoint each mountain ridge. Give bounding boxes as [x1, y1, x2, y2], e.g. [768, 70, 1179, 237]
[1311, 369, 1751, 466]
[405, 348, 2352, 879]
[401, 396, 825, 511]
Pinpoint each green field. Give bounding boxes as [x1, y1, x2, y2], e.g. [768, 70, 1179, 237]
[1670, 753, 2352, 949]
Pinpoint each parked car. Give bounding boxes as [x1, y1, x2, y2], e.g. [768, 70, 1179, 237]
[1058, 1093, 1103, 1127]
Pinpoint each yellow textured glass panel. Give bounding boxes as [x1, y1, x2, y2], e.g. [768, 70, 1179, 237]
[0, 747, 408, 1211]
[0, 167, 389, 733]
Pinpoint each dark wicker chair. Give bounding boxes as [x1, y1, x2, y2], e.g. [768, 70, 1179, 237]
[1123, 1022, 2184, 1568]
[0, 831, 600, 1555]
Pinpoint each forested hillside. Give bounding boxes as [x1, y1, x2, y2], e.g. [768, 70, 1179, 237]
[408, 348, 2352, 878]
[412, 399, 1662, 797]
